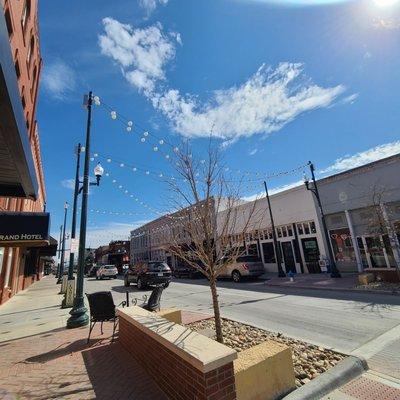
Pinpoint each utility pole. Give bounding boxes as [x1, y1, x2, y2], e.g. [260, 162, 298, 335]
[264, 181, 285, 278]
[304, 162, 341, 278]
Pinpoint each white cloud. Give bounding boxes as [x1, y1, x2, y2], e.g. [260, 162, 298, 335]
[84, 221, 148, 248]
[99, 17, 177, 93]
[341, 93, 359, 105]
[242, 141, 400, 202]
[152, 63, 346, 140]
[139, 0, 168, 17]
[372, 18, 400, 30]
[42, 60, 76, 100]
[248, 148, 258, 156]
[242, 180, 303, 202]
[320, 141, 400, 174]
[99, 19, 349, 141]
[61, 178, 75, 190]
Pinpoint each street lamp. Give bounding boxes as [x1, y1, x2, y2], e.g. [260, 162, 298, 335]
[57, 202, 69, 284]
[264, 181, 286, 278]
[304, 161, 341, 278]
[67, 92, 103, 329]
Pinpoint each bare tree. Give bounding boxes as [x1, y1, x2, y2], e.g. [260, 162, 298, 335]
[163, 141, 263, 343]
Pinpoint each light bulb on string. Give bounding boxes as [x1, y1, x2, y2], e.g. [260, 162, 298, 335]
[110, 111, 117, 120]
[126, 126, 132, 132]
[165, 155, 170, 159]
[153, 146, 158, 152]
[107, 158, 111, 163]
[120, 163, 124, 167]
[141, 138, 146, 143]
[143, 131, 149, 137]
[133, 167, 137, 172]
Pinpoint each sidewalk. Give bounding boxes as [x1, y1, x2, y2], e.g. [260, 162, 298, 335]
[0, 277, 166, 400]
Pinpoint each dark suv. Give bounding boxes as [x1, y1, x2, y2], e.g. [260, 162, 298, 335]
[124, 261, 172, 290]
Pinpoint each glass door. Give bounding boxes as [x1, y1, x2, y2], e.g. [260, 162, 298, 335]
[365, 236, 387, 268]
[281, 241, 296, 273]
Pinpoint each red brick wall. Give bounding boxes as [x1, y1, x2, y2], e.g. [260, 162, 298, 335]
[119, 318, 236, 400]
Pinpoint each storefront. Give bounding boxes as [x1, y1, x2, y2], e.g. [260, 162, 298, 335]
[0, 212, 54, 303]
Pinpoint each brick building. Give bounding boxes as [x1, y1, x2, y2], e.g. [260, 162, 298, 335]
[0, 0, 52, 305]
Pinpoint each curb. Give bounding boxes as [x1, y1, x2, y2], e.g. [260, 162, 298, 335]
[282, 356, 368, 400]
[265, 282, 400, 296]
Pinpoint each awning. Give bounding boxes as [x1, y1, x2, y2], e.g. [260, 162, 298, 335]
[0, 212, 50, 246]
[0, 11, 38, 199]
[34, 236, 58, 256]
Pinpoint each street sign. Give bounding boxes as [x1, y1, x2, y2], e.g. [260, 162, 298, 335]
[70, 238, 79, 254]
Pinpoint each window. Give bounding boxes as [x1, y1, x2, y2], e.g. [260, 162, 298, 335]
[297, 223, 304, 235]
[262, 242, 276, 263]
[5, 8, 13, 36]
[282, 227, 287, 237]
[304, 223, 310, 235]
[288, 226, 293, 237]
[31, 65, 37, 96]
[330, 228, 356, 263]
[14, 58, 21, 79]
[21, 0, 31, 33]
[277, 227, 282, 238]
[310, 221, 316, 234]
[27, 35, 34, 66]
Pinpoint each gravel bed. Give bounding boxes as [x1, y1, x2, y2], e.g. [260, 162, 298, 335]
[188, 318, 345, 387]
[354, 281, 400, 293]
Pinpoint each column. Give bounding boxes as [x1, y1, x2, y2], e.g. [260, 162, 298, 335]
[345, 210, 364, 273]
[380, 203, 400, 268]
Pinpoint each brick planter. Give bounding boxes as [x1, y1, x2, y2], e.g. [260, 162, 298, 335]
[118, 307, 237, 400]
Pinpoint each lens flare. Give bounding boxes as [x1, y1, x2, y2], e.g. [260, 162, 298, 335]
[373, 0, 399, 7]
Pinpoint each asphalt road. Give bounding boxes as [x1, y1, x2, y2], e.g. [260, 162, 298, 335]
[85, 276, 400, 354]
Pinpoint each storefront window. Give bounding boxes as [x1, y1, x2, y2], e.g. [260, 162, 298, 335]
[330, 228, 356, 263]
[297, 223, 304, 235]
[4, 248, 13, 288]
[0, 247, 4, 276]
[262, 242, 275, 263]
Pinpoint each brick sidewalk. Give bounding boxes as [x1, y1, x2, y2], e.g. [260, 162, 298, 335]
[0, 323, 167, 400]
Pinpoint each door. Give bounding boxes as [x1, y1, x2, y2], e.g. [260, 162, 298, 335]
[301, 238, 321, 273]
[365, 236, 387, 268]
[281, 241, 296, 273]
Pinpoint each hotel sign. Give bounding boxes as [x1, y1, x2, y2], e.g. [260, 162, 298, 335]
[0, 212, 50, 244]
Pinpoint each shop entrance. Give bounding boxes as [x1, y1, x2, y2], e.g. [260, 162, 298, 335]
[281, 241, 296, 273]
[301, 238, 321, 273]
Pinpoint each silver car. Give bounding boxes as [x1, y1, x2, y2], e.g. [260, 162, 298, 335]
[96, 265, 118, 280]
[219, 255, 264, 282]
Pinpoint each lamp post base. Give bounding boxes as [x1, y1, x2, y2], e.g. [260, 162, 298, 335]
[330, 270, 342, 278]
[67, 298, 89, 328]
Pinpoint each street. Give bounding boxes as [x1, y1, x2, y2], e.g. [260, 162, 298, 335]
[85, 276, 400, 354]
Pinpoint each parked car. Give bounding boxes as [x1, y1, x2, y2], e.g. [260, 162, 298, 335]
[173, 262, 204, 279]
[124, 261, 172, 289]
[96, 265, 118, 280]
[87, 265, 101, 277]
[219, 255, 264, 282]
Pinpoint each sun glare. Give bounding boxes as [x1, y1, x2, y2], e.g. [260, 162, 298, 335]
[373, 0, 399, 7]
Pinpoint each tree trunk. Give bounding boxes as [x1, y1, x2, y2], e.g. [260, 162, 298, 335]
[209, 277, 224, 343]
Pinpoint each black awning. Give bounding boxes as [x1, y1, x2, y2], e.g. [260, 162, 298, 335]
[34, 236, 58, 256]
[0, 11, 38, 199]
[0, 212, 50, 246]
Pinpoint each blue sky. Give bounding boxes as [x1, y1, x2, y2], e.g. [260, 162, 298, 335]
[37, 0, 400, 246]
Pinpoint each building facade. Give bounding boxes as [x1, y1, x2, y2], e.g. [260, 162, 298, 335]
[130, 155, 400, 276]
[0, 0, 49, 305]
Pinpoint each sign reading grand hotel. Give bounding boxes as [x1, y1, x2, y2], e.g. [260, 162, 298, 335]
[0, 212, 50, 244]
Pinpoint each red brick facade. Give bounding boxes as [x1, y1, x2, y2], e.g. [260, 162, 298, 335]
[0, 0, 46, 304]
[119, 318, 237, 400]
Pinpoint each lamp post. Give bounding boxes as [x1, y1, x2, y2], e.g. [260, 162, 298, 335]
[67, 92, 104, 328]
[57, 202, 69, 284]
[264, 181, 286, 278]
[62, 144, 83, 308]
[56, 224, 62, 280]
[304, 161, 341, 278]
